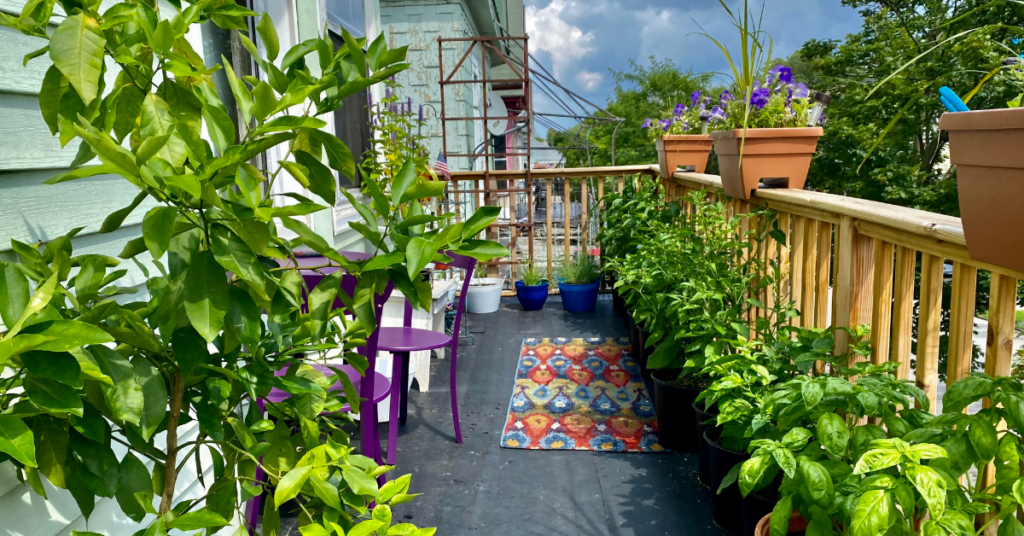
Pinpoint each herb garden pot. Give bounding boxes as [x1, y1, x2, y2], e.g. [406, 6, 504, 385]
[939, 108, 1024, 272]
[693, 401, 717, 487]
[652, 370, 701, 453]
[742, 489, 779, 536]
[466, 277, 504, 313]
[514, 280, 549, 311]
[711, 127, 824, 200]
[637, 327, 656, 377]
[558, 279, 600, 312]
[657, 134, 714, 177]
[754, 512, 809, 536]
[707, 430, 750, 535]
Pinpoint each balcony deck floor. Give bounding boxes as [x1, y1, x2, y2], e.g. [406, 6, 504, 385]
[270, 298, 724, 535]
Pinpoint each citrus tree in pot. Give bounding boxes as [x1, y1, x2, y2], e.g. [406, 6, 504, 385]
[643, 92, 726, 177]
[697, 0, 828, 200]
[0, 3, 507, 534]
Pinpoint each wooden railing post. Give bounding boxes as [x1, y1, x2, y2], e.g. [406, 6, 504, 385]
[832, 216, 876, 363]
[546, 178, 553, 282]
[917, 253, 944, 410]
[870, 241, 896, 365]
[890, 246, 916, 380]
[947, 262, 979, 384]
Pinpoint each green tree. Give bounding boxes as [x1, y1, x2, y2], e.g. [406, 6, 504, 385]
[548, 57, 714, 168]
[0, 1, 505, 535]
[795, 0, 1024, 216]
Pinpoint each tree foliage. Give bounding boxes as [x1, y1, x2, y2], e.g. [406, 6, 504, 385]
[0, 1, 506, 535]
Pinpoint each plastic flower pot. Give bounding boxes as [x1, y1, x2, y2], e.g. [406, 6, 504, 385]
[657, 134, 714, 177]
[707, 429, 750, 534]
[557, 279, 600, 312]
[651, 370, 701, 453]
[514, 280, 549, 311]
[743, 489, 779, 536]
[754, 512, 809, 536]
[939, 108, 1024, 272]
[693, 401, 717, 487]
[711, 127, 823, 200]
[466, 277, 503, 313]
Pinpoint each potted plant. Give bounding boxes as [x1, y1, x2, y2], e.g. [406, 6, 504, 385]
[696, 0, 827, 200]
[643, 92, 725, 177]
[939, 64, 1024, 272]
[466, 272, 505, 313]
[515, 261, 549, 310]
[557, 253, 602, 312]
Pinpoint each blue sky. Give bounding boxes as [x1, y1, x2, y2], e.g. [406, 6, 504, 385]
[524, 0, 864, 123]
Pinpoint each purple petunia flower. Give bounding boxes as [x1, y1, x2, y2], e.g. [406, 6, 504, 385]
[767, 65, 793, 85]
[791, 82, 809, 99]
[681, 120, 690, 132]
[660, 118, 672, 131]
[674, 103, 686, 115]
[690, 90, 701, 107]
[710, 105, 726, 121]
[719, 90, 733, 107]
[700, 108, 710, 120]
[641, 118, 652, 129]
[750, 87, 771, 109]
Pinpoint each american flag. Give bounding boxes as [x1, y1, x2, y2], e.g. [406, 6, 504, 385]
[434, 152, 450, 180]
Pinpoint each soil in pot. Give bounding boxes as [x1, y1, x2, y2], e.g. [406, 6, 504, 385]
[707, 429, 750, 535]
[754, 512, 810, 536]
[693, 401, 718, 487]
[652, 370, 702, 453]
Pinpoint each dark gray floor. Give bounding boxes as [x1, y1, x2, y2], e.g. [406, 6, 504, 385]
[270, 298, 724, 536]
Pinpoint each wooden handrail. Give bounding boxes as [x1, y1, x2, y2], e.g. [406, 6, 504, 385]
[449, 165, 656, 181]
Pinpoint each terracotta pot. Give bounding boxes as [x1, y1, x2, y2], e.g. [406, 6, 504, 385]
[657, 134, 714, 177]
[711, 127, 823, 200]
[939, 108, 1024, 272]
[754, 512, 809, 536]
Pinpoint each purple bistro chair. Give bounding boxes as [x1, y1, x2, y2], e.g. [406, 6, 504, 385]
[243, 252, 394, 533]
[377, 251, 478, 447]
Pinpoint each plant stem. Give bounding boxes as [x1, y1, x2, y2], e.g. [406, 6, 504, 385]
[159, 373, 185, 515]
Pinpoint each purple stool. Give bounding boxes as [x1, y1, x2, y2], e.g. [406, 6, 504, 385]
[243, 252, 393, 533]
[377, 251, 478, 445]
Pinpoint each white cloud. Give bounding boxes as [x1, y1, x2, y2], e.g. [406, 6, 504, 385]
[525, 0, 602, 89]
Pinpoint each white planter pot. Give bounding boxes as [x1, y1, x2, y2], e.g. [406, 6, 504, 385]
[465, 278, 504, 313]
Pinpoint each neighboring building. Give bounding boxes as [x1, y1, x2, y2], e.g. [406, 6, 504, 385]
[0, 1, 527, 535]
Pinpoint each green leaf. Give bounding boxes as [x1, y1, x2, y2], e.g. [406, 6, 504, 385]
[0, 415, 36, 467]
[7, 273, 57, 338]
[167, 509, 230, 531]
[34, 416, 68, 488]
[39, 65, 67, 135]
[348, 520, 385, 536]
[142, 206, 178, 259]
[343, 466, 379, 496]
[140, 93, 188, 168]
[150, 19, 173, 56]
[294, 150, 336, 206]
[256, 12, 280, 61]
[851, 489, 893, 536]
[221, 55, 253, 124]
[798, 459, 834, 508]
[274, 465, 312, 508]
[816, 413, 850, 458]
[772, 447, 798, 478]
[391, 158, 417, 206]
[942, 375, 992, 413]
[89, 345, 144, 425]
[23, 350, 83, 388]
[314, 130, 356, 179]
[21, 320, 115, 352]
[739, 455, 772, 497]
[203, 105, 236, 153]
[853, 449, 903, 474]
[211, 224, 265, 289]
[100, 191, 148, 233]
[802, 380, 823, 408]
[0, 261, 30, 327]
[258, 116, 326, 133]
[49, 14, 105, 103]
[769, 495, 792, 536]
[25, 376, 83, 416]
[235, 162, 265, 210]
[405, 236, 436, 280]
[968, 418, 998, 462]
[44, 164, 119, 184]
[132, 358, 166, 442]
[184, 251, 230, 342]
[75, 120, 139, 178]
[904, 463, 945, 519]
[399, 181, 447, 205]
[452, 239, 508, 261]
[115, 452, 151, 522]
[999, 516, 1024, 536]
[251, 81, 278, 122]
[462, 206, 501, 239]
[310, 475, 342, 510]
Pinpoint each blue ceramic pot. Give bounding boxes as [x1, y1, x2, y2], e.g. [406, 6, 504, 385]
[558, 279, 600, 312]
[514, 280, 549, 311]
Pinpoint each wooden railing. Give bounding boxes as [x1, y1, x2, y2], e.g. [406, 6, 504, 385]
[660, 168, 1021, 417]
[447, 166, 656, 292]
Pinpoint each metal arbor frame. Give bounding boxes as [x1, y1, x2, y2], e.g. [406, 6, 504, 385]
[437, 35, 532, 275]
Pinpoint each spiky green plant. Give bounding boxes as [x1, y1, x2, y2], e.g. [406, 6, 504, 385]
[559, 254, 601, 285]
[519, 262, 547, 287]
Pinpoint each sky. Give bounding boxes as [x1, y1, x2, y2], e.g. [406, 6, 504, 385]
[523, 0, 865, 132]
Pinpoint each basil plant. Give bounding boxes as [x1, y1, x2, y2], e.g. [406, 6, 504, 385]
[0, 1, 505, 535]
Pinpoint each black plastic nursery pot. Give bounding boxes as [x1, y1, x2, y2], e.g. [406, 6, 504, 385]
[628, 316, 639, 356]
[651, 370, 701, 453]
[693, 401, 717, 487]
[637, 328, 655, 377]
[612, 286, 625, 314]
[742, 488, 779, 536]
[707, 430, 750, 535]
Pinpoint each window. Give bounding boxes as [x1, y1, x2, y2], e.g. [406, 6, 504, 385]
[326, 0, 365, 38]
[329, 31, 372, 189]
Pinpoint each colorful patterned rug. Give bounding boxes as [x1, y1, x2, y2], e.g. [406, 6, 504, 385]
[500, 337, 665, 453]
